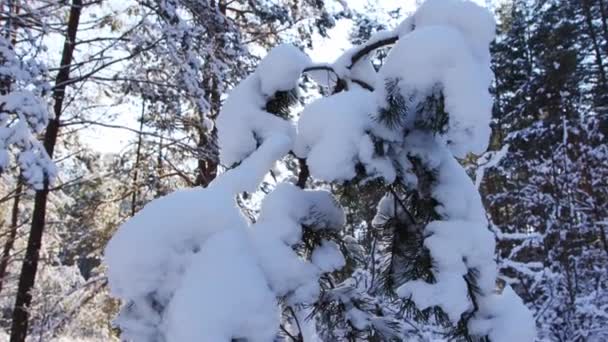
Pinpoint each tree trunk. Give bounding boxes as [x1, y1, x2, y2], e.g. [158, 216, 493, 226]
[131, 100, 145, 217]
[0, 180, 22, 294]
[598, 0, 608, 55]
[582, 0, 608, 94]
[194, 4, 225, 187]
[9, 0, 81, 340]
[194, 76, 219, 187]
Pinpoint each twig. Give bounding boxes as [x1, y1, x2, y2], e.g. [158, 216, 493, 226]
[348, 36, 398, 69]
[287, 306, 304, 341]
[280, 324, 299, 342]
[303, 65, 375, 92]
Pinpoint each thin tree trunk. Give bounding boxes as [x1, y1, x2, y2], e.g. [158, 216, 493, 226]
[598, 0, 608, 54]
[582, 0, 608, 92]
[194, 77, 219, 187]
[0, 179, 22, 294]
[155, 136, 165, 197]
[10, 0, 81, 340]
[194, 4, 224, 187]
[131, 100, 145, 217]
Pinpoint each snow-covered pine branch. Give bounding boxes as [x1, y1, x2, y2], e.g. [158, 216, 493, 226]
[104, 0, 535, 341]
[0, 36, 55, 188]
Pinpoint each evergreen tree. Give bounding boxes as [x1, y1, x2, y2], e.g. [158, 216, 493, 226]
[482, 0, 608, 340]
[105, 1, 535, 341]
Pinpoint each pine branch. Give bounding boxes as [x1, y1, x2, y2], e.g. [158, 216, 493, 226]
[414, 85, 449, 134]
[302, 65, 375, 92]
[265, 88, 299, 119]
[376, 78, 410, 130]
[348, 36, 399, 69]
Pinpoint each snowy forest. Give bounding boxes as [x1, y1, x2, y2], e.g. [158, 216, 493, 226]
[0, 0, 607, 341]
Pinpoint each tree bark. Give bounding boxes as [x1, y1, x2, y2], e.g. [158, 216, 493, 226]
[582, 0, 608, 93]
[0, 180, 22, 294]
[9, 0, 81, 340]
[131, 100, 145, 216]
[597, 0, 608, 55]
[194, 67, 220, 188]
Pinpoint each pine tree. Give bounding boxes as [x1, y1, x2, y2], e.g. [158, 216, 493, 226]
[115, 0, 341, 189]
[105, 1, 535, 341]
[482, 0, 608, 340]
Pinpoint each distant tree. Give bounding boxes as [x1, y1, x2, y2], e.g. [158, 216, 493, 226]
[482, 0, 608, 340]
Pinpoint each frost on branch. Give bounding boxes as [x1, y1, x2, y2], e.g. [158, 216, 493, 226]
[0, 36, 55, 188]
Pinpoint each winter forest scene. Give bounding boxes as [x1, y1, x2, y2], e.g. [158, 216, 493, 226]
[0, 0, 607, 340]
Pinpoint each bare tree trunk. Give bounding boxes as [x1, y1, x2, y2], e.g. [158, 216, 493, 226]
[156, 136, 164, 197]
[598, 0, 608, 54]
[194, 76, 219, 187]
[194, 3, 225, 187]
[194, 128, 218, 187]
[9, 0, 82, 340]
[131, 100, 145, 217]
[0, 179, 22, 294]
[582, 0, 608, 92]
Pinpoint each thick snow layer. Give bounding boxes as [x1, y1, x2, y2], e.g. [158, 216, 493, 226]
[104, 183, 253, 341]
[469, 286, 537, 342]
[251, 232, 321, 302]
[257, 44, 311, 96]
[217, 44, 310, 167]
[403, 0, 496, 65]
[211, 133, 292, 194]
[250, 183, 345, 303]
[378, 25, 492, 157]
[0, 91, 49, 131]
[164, 228, 278, 342]
[396, 137, 496, 320]
[106, 181, 346, 340]
[397, 219, 495, 321]
[105, 2, 534, 341]
[311, 240, 346, 272]
[107, 45, 312, 338]
[255, 183, 345, 242]
[295, 88, 395, 182]
[398, 271, 471, 323]
[106, 182, 346, 339]
[104, 186, 243, 301]
[395, 132, 532, 341]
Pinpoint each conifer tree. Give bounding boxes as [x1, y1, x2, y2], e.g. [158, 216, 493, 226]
[105, 1, 535, 341]
[483, 0, 608, 340]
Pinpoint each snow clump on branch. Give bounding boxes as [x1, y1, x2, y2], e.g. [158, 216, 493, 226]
[105, 44, 346, 341]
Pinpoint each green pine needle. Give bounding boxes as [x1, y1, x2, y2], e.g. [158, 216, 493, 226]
[265, 88, 299, 119]
[415, 85, 449, 134]
[376, 78, 411, 129]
